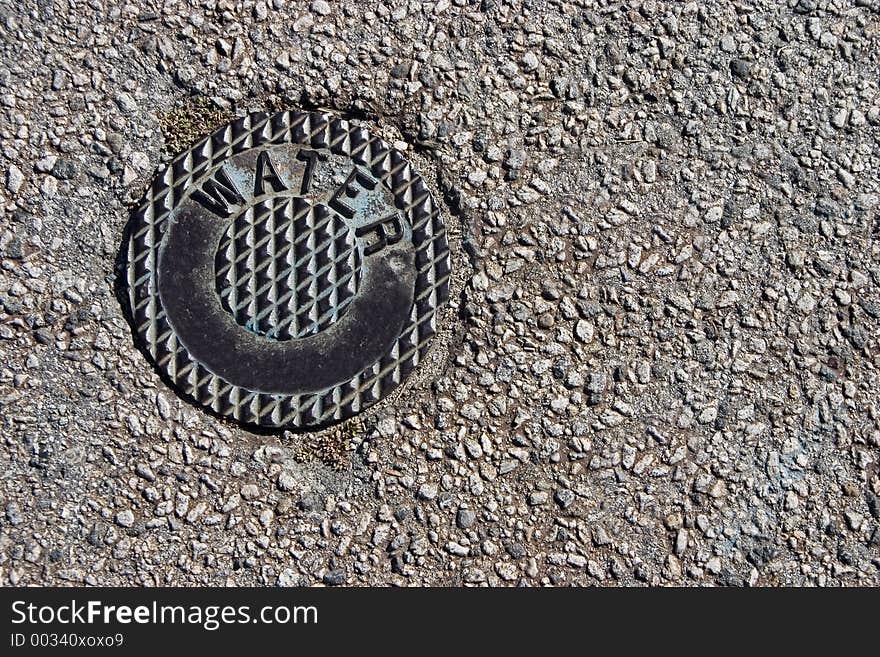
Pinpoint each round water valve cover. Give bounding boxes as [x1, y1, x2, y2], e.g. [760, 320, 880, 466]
[124, 111, 451, 428]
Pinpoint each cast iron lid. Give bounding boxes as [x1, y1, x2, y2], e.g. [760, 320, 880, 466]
[125, 111, 450, 428]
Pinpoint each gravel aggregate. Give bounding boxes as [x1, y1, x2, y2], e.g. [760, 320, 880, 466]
[1, 0, 879, 587]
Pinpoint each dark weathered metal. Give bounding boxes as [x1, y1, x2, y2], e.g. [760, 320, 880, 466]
[125, 111, 450, 428]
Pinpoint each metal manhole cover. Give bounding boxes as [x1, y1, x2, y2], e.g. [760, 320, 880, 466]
[124, 110, 451, 428]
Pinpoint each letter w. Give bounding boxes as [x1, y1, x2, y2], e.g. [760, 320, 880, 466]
[191, 167, 244, 217]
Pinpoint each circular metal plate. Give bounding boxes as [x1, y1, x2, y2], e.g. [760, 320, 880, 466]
[124, 111, 450, 428]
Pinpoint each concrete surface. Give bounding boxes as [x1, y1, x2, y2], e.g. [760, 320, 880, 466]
[1, 0, 879, 586]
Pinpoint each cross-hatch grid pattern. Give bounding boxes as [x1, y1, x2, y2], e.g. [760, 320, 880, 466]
[126, 110, 451, 428]
[214, 196, 360, 341]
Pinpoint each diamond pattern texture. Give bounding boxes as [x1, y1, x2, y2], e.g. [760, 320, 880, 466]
[214, 196, 360, 340]
[125, 111, 450, 428]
